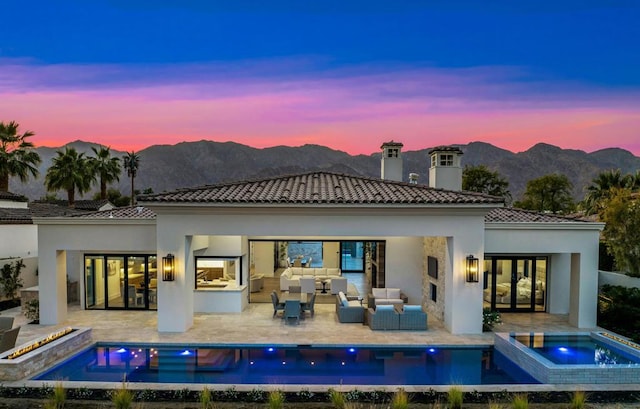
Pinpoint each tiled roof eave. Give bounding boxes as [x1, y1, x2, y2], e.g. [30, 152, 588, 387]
[485, 221, 605, 231]
[139, 201, 502, 208]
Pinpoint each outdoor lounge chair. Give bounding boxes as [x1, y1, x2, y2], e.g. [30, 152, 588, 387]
[0, 316, 14, 331]
[271, 291, 285, 317]
[0, 326, 20, 353]
[302, 293, 316, 317]
[284, 300, 301, 325]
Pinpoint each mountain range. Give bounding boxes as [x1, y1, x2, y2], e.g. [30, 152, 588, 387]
[8, 140, 640, 203]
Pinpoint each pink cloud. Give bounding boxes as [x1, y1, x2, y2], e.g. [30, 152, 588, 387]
[0, 59, 638, 155]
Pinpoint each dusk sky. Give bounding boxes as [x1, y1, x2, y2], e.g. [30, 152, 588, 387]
[1, 1, 639, 155]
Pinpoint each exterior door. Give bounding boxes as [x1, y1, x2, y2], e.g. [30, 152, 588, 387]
[486, 257, 546, 312]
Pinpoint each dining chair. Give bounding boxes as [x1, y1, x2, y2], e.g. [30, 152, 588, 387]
[284, 300, 301, 325]
[302, 293, 316, 317]
[271, 291, 285, 317]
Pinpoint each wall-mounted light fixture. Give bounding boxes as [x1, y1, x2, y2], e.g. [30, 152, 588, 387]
[465, 255, 479, 283]
[162, 253, 175, 281]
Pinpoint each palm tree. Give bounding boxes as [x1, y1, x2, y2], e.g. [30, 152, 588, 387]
[123, 151, 140, 206]
[89, 146, 121, 200]
[0, 121, 41, 192]
[44, 147, 94, 207]
[582, 170, 632, 216]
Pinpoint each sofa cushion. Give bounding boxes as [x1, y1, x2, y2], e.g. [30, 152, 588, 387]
[376, 304, 394, 311]
[291, 267, 305, 275]
[314, 269, 327, 277]
[387, 288, 401, 299]
[372, 288, 386, 298]
[404, 305, 422, 312]
[347, 300, 361, 307]
[327, 268, 340, 276]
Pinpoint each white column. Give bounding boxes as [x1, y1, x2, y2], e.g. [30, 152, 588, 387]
[39, 250, 67, 325]
[157, 230, 194, 332]
[569, 250, 599, 328]
[444, 225, 485, 334]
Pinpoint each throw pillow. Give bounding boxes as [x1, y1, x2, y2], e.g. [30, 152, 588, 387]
[404, 305, 422, 312]
[376, 304, 394, 311]
[338, 292, 348, 306]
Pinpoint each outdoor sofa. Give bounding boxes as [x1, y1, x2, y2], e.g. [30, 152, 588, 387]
[280, 267, 342, 291]
[367, 304, 428, 330]
[367, 288, 408, 308]
[399, 305, 428, 330]
[335, 291, 364, 323]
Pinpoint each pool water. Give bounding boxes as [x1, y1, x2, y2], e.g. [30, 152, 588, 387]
[33, 343, 538, 385]
[511, 334, 640, 366]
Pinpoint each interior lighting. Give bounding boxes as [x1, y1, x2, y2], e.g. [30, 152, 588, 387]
[465, 255, 479, 283]
[163, 253, 175, 281]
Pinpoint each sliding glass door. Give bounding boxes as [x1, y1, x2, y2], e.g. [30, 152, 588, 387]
[484, 256, 547, 312]
[84, 254, 157, 310]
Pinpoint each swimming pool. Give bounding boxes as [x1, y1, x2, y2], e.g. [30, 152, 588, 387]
[494, 332, 640, 384]
[512, 333, 640, 365]
[33, 343, 538, 385]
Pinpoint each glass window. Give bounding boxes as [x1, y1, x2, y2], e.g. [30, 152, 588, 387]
[195, 257, 242, 289]
[439, 154, 454, 166]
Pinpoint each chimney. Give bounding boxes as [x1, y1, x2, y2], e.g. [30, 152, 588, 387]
[409, 173, 419, 184]
[428, 146, 463, 190]
[380, 141, 403, 182]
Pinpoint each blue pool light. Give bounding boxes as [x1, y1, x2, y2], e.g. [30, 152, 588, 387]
[180, 350, 193, 356]
[557, 347, 569, 353]
[116, 348, 127, 353]
[427, 348, 437, 353]
[348, 347, 356, 353]
[266, 347, 275, 352]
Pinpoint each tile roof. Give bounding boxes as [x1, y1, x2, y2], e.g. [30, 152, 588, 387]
[138, 171, 504, 205]
[0, 202, 88, 224]
[485, 207, 593, 223]
[32, 199, 112, 211]
[66, 206, 156, 219]
[0, 191, 28, 202]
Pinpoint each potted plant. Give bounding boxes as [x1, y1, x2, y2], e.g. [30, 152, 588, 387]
[24, 298, 39, 324]
[483, 307, 502, 332]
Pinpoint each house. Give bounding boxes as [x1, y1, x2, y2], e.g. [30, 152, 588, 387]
[33, 143, 603, 335]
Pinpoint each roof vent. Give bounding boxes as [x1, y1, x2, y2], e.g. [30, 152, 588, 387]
[108, 212, 113, 219]
[136, 206, 144, 214]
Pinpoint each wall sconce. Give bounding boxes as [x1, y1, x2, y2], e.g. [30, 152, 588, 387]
[465, 255, 479, 283]
[162, 253, 175, 281]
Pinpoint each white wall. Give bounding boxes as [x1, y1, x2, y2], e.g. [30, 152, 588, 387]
[385, 237, 424, 304]
[599, 270, 640, 289]
[0, 225, 37, 259]
[252, 241, 275, 277]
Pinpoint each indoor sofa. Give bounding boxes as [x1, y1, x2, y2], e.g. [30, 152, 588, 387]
[280, 267, 342, 291]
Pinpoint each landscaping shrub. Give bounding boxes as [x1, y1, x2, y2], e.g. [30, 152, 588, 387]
[447, 386, 463, 409]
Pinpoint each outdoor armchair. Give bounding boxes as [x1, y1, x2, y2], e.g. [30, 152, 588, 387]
[0, 326, 20, 353]
[367, 305, 400, 330]
[399, 305, 428, 330]
[335, 292, 364, 323]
